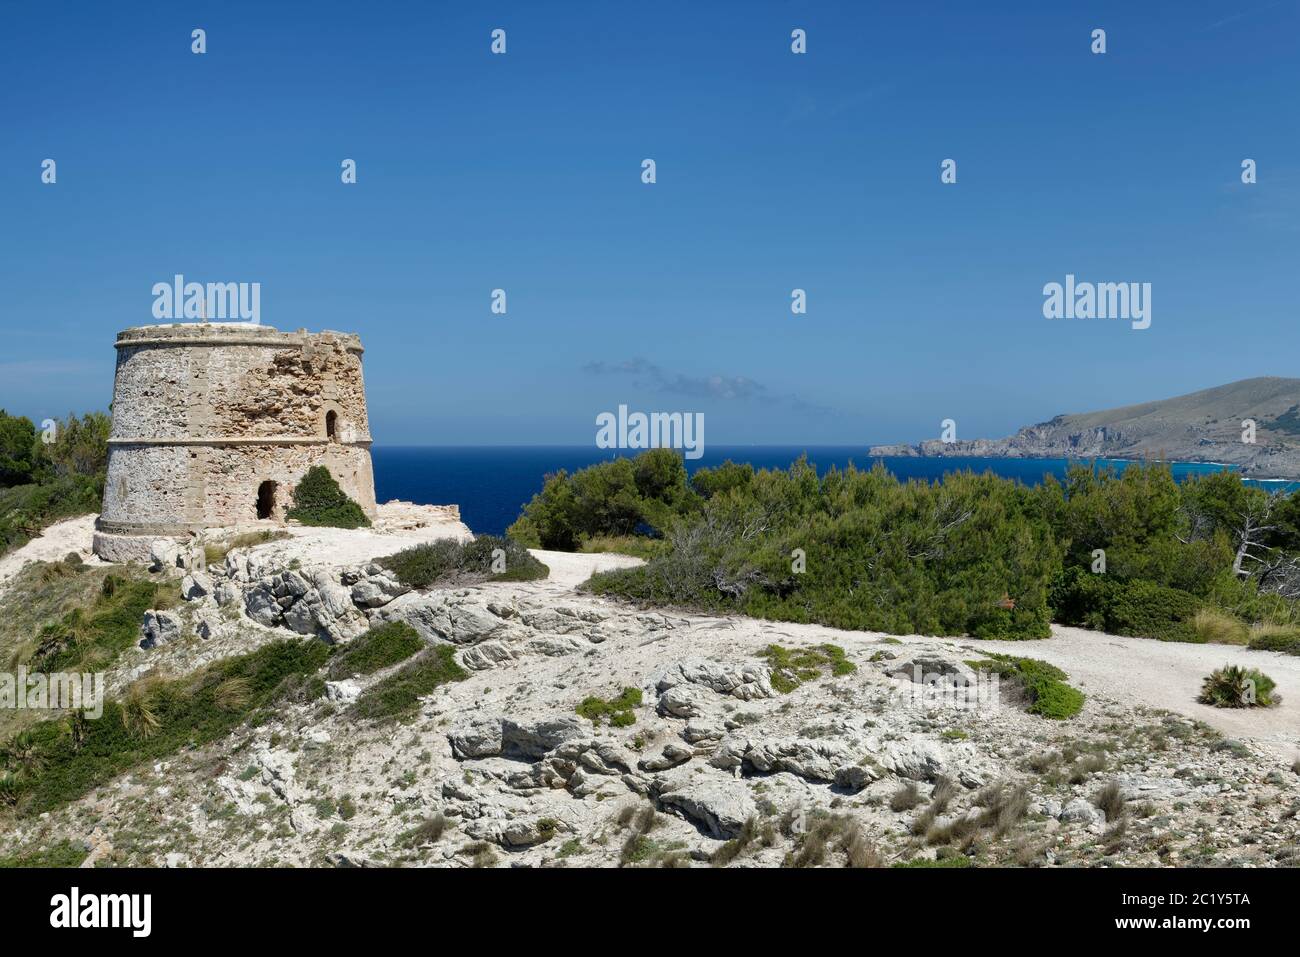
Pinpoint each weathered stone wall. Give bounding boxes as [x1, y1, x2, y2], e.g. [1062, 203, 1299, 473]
[96, 323, 377, 555]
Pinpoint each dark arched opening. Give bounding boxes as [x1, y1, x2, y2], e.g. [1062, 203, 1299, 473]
[326, 410, 338, 441]
[256, 480, 277, 520]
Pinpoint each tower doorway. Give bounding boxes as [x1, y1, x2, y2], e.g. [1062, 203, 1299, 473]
[256, 480, 277, 520]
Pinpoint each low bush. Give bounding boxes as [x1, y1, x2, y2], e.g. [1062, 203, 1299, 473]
[1198, 664, 1279, 708]
[0, 475, 103, 557]
[1050, 569, 1200, 642]
[351, 645, 467, 721]
[326, 621, 424, 679]
[575, 687, 642, 727]
[1248, 624, 1300, 655]
[379, 535, 547, 589]
[760, 643, 855, 693]
[26, 575, 180, 674]
[0, 839, 88, 868]
[968, 654, 1084, 720]
[285, 466, 370, 529]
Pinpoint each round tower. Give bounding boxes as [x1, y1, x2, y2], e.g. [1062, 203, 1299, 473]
[92, 323, 378, 562]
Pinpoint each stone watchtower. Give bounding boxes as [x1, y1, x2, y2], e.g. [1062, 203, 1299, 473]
[93, 323, 378, 562]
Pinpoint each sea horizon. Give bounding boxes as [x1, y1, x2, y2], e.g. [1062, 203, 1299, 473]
[371, 445, 1299, 537]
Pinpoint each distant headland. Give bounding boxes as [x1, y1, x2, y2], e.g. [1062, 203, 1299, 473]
[868, 377, 1300, 481]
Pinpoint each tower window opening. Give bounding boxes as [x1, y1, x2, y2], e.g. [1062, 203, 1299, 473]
[326, 410, 338, 441]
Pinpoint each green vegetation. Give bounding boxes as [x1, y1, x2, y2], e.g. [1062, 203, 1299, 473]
[0, 411, 109, 556]
[0, 839, 89, 868]
[351, 645, 468, 721]
[575, 687, 642, 727]
[399, 814, 449, 848]
[892, 854, 973, 868]
[379, 535, 548, 589]
[759, 643, 855, 693]
[1248, 623, 1300, 654]
[1198, 664, 1279, 708]
[1190, 608, 1250, 645]
[507, 448, 697, 551]
[326, 621, 423, 679]
[285, 466, 371, 529]
[967, 654, 1085, 720]
[1, 638, 331, 816]
[506, 450, 1300, 645]
[25, 572, 180, 675]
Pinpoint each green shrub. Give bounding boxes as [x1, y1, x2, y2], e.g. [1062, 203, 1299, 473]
[507, 449, 698, 550]
[0, 474, 104, 557]
[285, 466, 370, 529]
[891, 855, 972, 868]
[0, 410, 38, 486]
[0, 839, 88, 868]
[760, 643, 855, 693]
[1248, 624, 1300, 655]
[575, 687, 642, 727]
[5, 638, 331, 815]
[968, 654, 1084, 720]
[588, 460, 1060, 640]
[27, 576, 179, 674]
[327, 621, 424, 679]
[352, 645, 467, 721]
[1104, 580, 1200, 642]
[379, 535, 547, 588]
[1051, 569, 1200, 642]
[1198, 664, 1279, 708]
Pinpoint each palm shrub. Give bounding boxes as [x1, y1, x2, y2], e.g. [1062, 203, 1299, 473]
[1198, 664, 1279, 708]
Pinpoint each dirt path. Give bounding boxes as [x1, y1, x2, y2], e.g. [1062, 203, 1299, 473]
[0, 514, 103, 593]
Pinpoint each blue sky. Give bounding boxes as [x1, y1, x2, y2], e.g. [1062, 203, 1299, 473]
[2, 0, 1297, 445]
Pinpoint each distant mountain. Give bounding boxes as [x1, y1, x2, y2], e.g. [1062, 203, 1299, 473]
[869, 378, 1300, 479]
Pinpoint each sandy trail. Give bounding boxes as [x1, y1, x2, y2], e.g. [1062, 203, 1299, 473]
[526, 549, 644, 589]
[1024, 625, 1300, 758]
[0, 514, 104, 592]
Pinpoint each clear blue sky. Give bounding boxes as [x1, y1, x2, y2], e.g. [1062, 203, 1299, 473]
[2, 0, 1297, 445]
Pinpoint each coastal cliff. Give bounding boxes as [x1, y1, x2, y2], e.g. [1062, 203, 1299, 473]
[869, 377, 1300, 479]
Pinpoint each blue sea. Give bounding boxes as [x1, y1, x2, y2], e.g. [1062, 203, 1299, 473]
[372, 446, 1300, 537]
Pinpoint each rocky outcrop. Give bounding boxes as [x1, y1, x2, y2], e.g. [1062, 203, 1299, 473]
[651, 769, 757, 839]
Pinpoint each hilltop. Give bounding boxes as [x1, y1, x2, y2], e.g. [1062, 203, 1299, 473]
[869, 378, 1300, 479]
